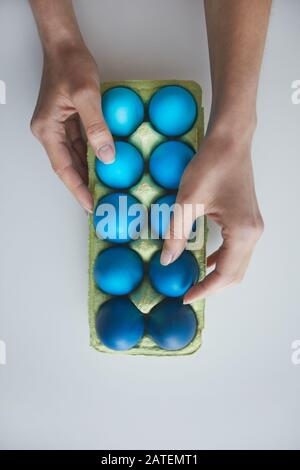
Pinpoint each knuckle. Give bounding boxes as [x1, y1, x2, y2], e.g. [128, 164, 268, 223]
[232, 273, 244, 285]
[256, 215, 265, 236]
[246, 216, 264, 241]
[168, 223, 177, 239]
[51, 161, 67, 177]
[176, 193, 190, 206]
[218, 270, 241, 286]
[86, 122, 109, 141]
[233, 216, 265, 244]
[168, 217, 186, 241]
[220, 272, 234, 285]
[71, 82, 98, 102]
[30, 116, 48, 140]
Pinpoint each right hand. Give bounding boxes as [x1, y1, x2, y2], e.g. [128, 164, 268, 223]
[30, 44, 115, 213]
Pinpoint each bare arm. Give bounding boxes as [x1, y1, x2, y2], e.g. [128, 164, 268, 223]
[205, 0, 271, 133]
[161, 0, 272, 302]
[29, 0, 115, 212]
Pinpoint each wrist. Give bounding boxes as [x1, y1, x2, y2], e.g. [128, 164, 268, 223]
[42, 30, 85, 57]
[43, 39, 87, 65]
[30, 0, 85, 58]
[207, 108, 257, 147]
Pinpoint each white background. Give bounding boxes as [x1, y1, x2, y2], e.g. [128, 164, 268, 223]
[0, 0, 299, 450]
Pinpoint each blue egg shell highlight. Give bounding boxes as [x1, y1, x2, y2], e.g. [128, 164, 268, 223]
[150, 194, 176, 239]
[149, 141, 194, 190]
[149, 85, 197, 136]
[149, 250, 199, 297]
[94, 246, 144, 295]
[102, 87, 144, 137]
[96, 141, 144, 189]
[146, 299, 197, 351]
[96, 298, 144, 351]
[93, 192, 145, 243]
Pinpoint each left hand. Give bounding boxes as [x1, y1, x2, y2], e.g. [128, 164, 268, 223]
[160, 126, 264, 303]
[30, 44, 114, 213]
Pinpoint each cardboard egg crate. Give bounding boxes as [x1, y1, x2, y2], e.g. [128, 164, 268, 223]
[88, 80, 207, 356]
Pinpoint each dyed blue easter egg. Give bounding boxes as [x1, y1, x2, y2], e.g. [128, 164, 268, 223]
[94, 246, 144, 295]
[149, 141, 194, 189]
[93, 192, 145, 243]
[96, 141, 144, 189]
[149, 250, 199, 297]
[150, 194, 176, 239]
[102, 87, 144, 137]
[146, 299, 197, 351]
[96, 297, 144, 351]
[149, 86, 197, 136]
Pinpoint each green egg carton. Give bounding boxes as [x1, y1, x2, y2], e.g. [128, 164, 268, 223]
[88, 79, 207, 356]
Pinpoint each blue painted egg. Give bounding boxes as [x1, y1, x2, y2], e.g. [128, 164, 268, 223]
[94, 192, 145, 243]
[94, 246, 144, 295]
[149, 85, 197, 136]
[149, 250, 199, 297]
[146, 299, 197, 350]
[149, 141, 194, 190]
[96, 297, 144, 351]
[150, 194, 176, 238]
[102, 87, 144, 137]
[96, 141, 144, 189]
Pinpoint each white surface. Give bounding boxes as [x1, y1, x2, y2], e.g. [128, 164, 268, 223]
[0, 0, 300, 450]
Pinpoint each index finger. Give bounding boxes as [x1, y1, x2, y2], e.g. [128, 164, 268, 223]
[184, 236, 254, 303]
[160, 196, 198, 266]
[44, 139, 93, 213]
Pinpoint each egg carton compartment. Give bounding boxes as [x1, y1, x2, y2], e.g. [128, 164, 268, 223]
[88, 79, 207, 356]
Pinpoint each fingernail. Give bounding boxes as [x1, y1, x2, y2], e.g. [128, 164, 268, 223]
[96, 144, 115, 164]
[160, 249, 174, 266]
[84, 206, 93, 214]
